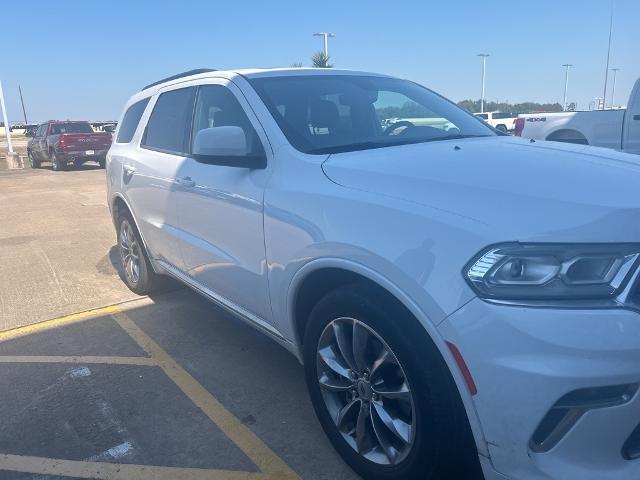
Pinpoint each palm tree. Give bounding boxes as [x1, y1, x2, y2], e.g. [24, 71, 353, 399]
[311, 51, 333, 68]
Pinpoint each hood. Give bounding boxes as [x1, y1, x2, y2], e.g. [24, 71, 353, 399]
[321, 136, 640, 242]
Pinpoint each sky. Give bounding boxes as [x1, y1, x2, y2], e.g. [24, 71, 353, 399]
[1, 0, 638, 122]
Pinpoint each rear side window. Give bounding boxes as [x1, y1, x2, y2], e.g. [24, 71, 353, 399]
[116, 98, 150, 143]
[142, 87, 196, 154]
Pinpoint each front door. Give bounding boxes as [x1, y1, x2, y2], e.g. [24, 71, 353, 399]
[173, 80, 273, 324]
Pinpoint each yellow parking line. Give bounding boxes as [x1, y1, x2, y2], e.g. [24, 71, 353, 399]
[0, 453, 275, 480]
[0, 304, 122, 342]
[113, 311, 300, 480]
[0, 355, 155, 365]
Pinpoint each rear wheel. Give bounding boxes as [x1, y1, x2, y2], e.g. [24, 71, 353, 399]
[27, 150, 40, 169]
[51, 151, 65, 171]
[98, 157, 106, 169]
[117, 213, 162, 295]
[303, 285, 482, 480]
[496, 124, 508, 133]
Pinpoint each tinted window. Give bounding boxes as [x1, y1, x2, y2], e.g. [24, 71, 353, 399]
[37, 124, 46, 136]
[142, 87, 196, 154]
[116, 98, 149, 143]
[50, 123, 94, 134]
[250, 75, 493, 154]
[191, 85, 263, 155]
[492, 112, 515, 119]
[475, 113, 489, 120]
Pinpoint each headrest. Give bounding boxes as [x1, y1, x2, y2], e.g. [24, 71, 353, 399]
[309, 99, 339, 129]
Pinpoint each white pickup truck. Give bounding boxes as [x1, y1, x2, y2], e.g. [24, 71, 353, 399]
[473, 111, 518, 132]
[515, 78, 640, 154]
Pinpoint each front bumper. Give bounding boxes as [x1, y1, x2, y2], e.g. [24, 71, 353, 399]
[439, 298, 640, 480]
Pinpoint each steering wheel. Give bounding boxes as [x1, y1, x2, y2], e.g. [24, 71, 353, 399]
[383, 120, 416, 136]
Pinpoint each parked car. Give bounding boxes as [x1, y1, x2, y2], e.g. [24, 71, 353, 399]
[27, 120, 112, 170]
[515, 78, 640, 154]
[108, 68, 640, 480]
[473, 111, 518, 132]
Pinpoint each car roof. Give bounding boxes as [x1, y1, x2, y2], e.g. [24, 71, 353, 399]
[138, 67, 391, 93]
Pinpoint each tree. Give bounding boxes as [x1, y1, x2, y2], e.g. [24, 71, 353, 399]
[311, 51, 333, 68]
[290, 62, 303, 68]
[457, 99, 563, 114]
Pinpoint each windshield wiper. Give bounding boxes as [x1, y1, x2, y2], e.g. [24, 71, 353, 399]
[306, 135, 492, 155]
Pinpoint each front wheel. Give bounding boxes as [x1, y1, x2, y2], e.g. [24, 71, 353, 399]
[303, 285, 482, 480]
[27, 150, 40, 169]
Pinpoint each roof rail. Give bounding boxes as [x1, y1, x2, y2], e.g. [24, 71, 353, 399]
[141, 68, 217, 91]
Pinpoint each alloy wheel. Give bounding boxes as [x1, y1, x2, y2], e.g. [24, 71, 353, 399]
[316, 317, 416, 466]
[119, 220, 141, 286]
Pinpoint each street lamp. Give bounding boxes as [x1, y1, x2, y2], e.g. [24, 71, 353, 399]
[313, 32, 335, 59]
[610, 68, 620, 107]
[562, 64, 573, 111]
[477, 54, 490, 113]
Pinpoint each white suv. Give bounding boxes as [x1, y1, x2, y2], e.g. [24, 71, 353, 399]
[107, 68, 640, 480]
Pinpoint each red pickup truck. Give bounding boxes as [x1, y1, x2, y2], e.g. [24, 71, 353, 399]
[27, 121, 112, 170]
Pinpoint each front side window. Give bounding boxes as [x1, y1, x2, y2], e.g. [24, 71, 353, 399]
[250, 75, 494, 154]
[191, 85, 263, 156]
[142, 87, 196, 155]
[117, 98, 150, 143]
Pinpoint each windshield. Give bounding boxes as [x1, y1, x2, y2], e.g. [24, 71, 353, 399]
[249, 75, 494, 154]
[50, 123, 94, 134]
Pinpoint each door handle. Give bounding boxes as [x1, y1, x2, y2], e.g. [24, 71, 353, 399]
[123, 164, 136, 175]
[176, 176, 196, 188]
[634, 115, 640, 121]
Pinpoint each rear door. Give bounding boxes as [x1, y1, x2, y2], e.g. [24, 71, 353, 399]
[122, 85, 196, 270]
[623, 79, 640, 154]
[33, 124, 47, 159]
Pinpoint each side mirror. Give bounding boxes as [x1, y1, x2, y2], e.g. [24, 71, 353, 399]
[192, 126, 266, 169]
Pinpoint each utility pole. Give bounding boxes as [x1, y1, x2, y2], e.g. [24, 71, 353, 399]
[602, 2, 613, 109]
[610, 68, 620, 107]
[477, 54, 490, 113]
[18, 86, 28, 124]
[0, 80, 14, 154]
[313, 32, 335, 58]
[562, 64, 573, 111]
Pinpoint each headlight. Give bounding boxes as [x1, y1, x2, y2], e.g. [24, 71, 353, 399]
[465, 243, 640, 300]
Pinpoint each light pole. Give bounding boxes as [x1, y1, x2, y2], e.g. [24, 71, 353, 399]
[477, 54, 490, 113]
[602, 2, 613, 109]
[0, 80, 14, 154]
[562, 64, 573, 111]
[610, 68, 620, 107]
[313, 32, 335, 59]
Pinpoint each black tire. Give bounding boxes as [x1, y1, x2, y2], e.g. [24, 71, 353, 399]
[496, 124, 507, 133]
[303, 284, 482, 480]
[51, 151, 65, 171]
[98, 157, 106, 169]
[116, 212, 162, 295]
[27, 150, 40, 169]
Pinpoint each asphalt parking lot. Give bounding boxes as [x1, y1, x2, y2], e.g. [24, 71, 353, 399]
[0, 167, 359, 479]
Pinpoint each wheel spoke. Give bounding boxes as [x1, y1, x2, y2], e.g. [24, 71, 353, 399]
[371, 404, 400, 464]
[336, 399, 359, 429]
[370, 347, 393, 379]
[373, 401, 412, 444]
[318, 373, 352, 392]
[332, 321, 357, 372]
[355, 401, 371, 454]
[352, 321, 370, 373]
[318, 345, 352, 381]
[373, 382, 412, 403]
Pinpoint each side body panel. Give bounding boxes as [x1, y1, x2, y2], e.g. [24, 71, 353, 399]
[622, 79, 640, 154]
